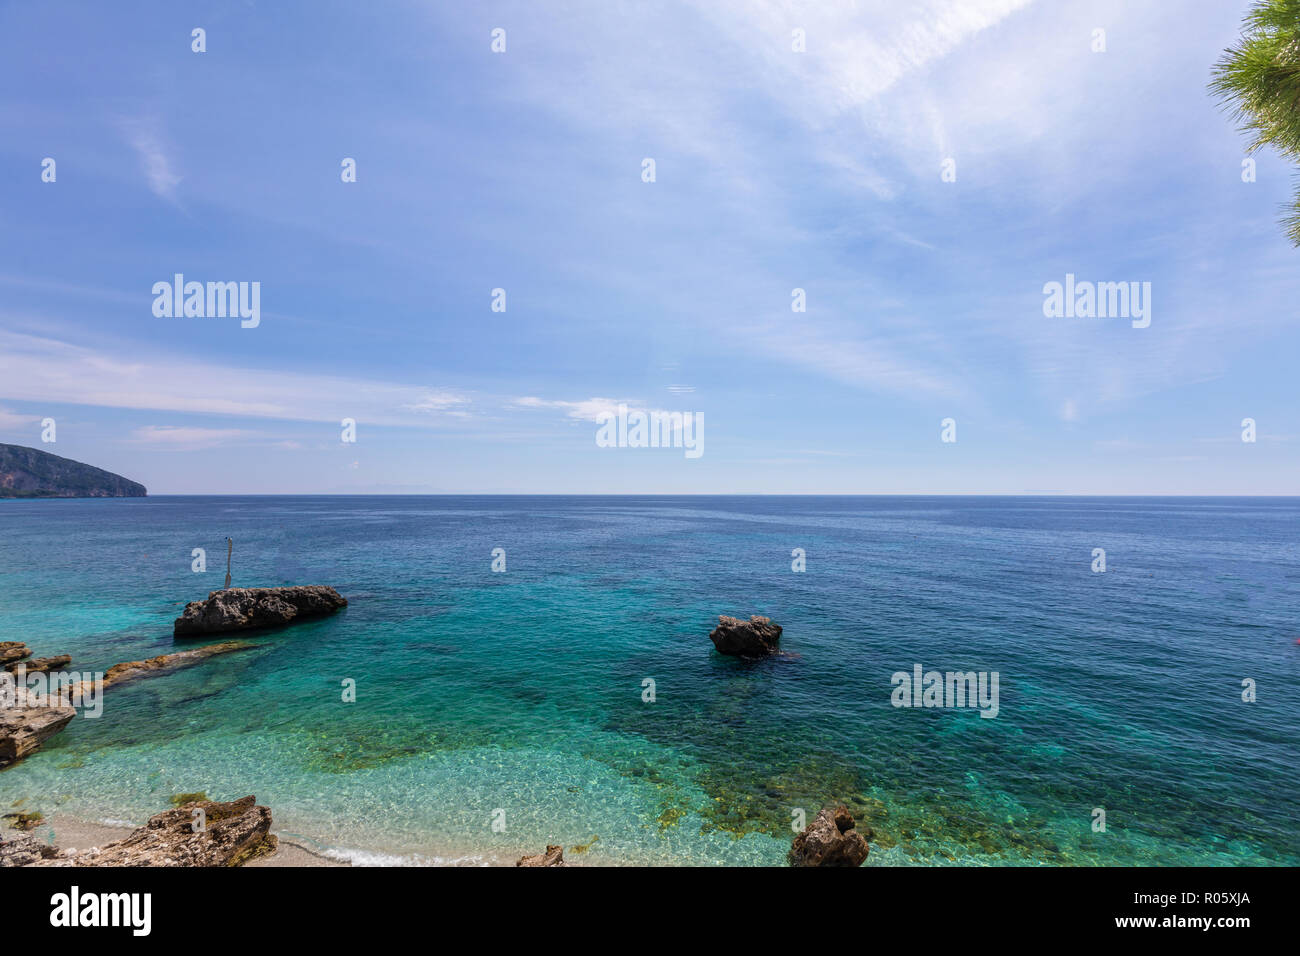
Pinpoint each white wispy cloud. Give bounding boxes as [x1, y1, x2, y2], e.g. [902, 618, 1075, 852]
[0, 329, 473, 428]
[497, 0, 1038, 195]
[453, 0, 1038, 405]
[513, 396, 628, 422]
[129, 426, 255, 449]
[514, 396, 702, 425]
[708, 0, 1037, 112]
[119, 117, 182, 200]
[0, 406, 40, 431]
[401, 391, 471, 415]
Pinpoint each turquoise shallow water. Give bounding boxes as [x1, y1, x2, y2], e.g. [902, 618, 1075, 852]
[1, 495, 1297, 865]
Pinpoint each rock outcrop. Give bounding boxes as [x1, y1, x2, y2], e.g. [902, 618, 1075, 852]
[0, 705, 75, 768]
[788, 805, 871, 867]
[0, 443, 146, 498]
[174, 586, 348, 637]
[101, 642, 252, 688]
[0, 642, 29, 668]
[5, 654, 71, 675]
[33, 795, 277, 867]
[0, 833, 60, 867]
[516, 845, 568, 867]
[708, 615, 783, 657]
[2, 643, 75, 767]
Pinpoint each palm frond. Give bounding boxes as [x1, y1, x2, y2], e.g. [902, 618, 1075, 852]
[1210, 0, 1300, 244]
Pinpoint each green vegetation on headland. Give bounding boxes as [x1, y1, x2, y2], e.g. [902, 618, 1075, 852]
[0, 443, 146, 498]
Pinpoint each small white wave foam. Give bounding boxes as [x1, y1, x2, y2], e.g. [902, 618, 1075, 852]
[319, 845, 489, 867]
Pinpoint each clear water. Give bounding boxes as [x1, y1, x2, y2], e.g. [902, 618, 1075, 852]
[1, 496, 1296, 865]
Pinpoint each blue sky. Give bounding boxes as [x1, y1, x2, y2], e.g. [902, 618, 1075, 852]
[1, 0, 1296, 494]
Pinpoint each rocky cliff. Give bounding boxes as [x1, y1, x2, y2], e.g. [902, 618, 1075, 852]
[0, 444, 146, 498]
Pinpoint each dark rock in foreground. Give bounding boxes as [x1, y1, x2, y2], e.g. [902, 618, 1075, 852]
[0, 833, 60, 867]
[174, 586, 348, 637]
[32, 795, 277, 867]
[788, 805, 871, 867]
[708, 615, 783, 657]
[0, 443, 146, 498]
[516, 844, 568, 867]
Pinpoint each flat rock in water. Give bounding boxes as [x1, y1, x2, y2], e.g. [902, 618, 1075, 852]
[173, 586, 347, 637]
[0, 642, 30, 667]
[0, 705, 75, 768]
[5, 655, 71, 675]
[101, 642, 252, 687]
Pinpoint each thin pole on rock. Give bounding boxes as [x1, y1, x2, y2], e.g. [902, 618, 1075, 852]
[224, 537, 232, 590]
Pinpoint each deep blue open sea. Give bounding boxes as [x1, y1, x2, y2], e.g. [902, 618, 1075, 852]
[1, 496, 1296, 865]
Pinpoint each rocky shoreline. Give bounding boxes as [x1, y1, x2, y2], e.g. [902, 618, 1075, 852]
[3, 813, 348, 868]
[2, 799, 873, 867]
[3, 583, 349, 766]
[8, 795, 277, 867]
[0, 639, 255, 767]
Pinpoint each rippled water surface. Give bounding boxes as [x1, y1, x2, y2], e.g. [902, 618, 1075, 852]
[1, 496, 1296, 865]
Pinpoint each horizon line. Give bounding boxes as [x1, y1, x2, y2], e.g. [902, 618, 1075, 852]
[27, 492, 1300, 499]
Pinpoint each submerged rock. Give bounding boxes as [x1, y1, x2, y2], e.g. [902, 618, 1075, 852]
[56, 641, 253, 704]
[516, 845, 568, 867]
[788, 805, 871, 867]
[102, 642, 252, 687]
[708, 615, 783, 657]
[0, 705, 75, 768]
[2, 810, 44, 831]
[34, 795, 277, 867]
[174, 586, 348, 637]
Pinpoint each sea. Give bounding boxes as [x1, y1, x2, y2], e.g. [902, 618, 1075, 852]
[1, 495, 1296, 866]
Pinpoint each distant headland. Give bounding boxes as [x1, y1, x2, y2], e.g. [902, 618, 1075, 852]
[0, 444, 146, 498]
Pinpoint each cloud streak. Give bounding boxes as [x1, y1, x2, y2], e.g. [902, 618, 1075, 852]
[0, 330, 473, 428]
[119, 117, 182, 200]
[129, 425, 256, 449]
